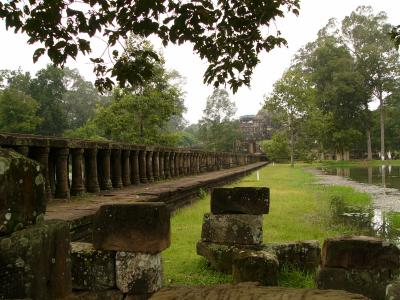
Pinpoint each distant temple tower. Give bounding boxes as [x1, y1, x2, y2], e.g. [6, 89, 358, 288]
[238, 110, 274, 154]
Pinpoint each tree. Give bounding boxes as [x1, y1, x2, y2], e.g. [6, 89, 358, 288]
[341, 6, 400, 160]
[260, 132, 289, 162]
[0, 0, 300, 92]
[264, 66, 313, 166]
[305, 36, 366, 160]
[0, 88, 41, 133]
[198, 88, 241, 151]
[62, 68, 102, 130]
[29, 65, 68, 135]
[72, 39, 186, 145]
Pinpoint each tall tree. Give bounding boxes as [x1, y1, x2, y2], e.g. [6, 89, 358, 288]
[264, 66, 313, 166]
[198, 88, 241, 151]
[0, 0, 300, 92]
[306, 36, 366, 160]
[29, 65, 68, 135]
[0, 88, 42, 133]
[341, 6, 400, 160]
[76, 38, 186, 145]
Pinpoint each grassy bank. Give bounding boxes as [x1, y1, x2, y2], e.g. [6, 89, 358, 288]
[162, 164, 372, 287]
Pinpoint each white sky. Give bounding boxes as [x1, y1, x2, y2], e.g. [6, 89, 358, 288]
[0, 0, 399, 124]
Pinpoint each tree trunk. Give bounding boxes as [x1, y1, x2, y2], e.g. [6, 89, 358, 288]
[290, 130, 294, 168]
[366, 128, 372, 160]
[379, 92, 385, 161]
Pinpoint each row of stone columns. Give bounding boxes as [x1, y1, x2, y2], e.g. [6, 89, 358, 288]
[10, 145, 256, 199]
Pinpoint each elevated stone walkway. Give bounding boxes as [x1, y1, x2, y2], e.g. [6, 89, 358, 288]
[45, 161, 267, 240]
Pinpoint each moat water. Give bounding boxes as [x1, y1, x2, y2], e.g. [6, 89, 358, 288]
[319, 165, 400, 245]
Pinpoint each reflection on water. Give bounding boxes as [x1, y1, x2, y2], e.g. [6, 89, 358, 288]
[323, 165, 400, 244]
[323, 165, 400, 190]
[330, 196, 400, 245]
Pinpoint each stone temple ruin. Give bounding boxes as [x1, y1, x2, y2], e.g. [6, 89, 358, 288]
[197, 187, 320, 285]
[2, 134, 400, 299]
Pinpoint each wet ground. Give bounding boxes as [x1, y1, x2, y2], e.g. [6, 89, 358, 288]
[308, 167, 400, 245]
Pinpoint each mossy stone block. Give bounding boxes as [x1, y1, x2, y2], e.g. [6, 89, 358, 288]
[71, 242, 116, 291]
[0, 148, 47, 236]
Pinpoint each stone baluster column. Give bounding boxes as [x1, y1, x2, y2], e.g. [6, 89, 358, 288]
[30, 146, 52, 199]
[139, 150, 148, 184]
[84, 148, 100, 193]
[121, 150, 131, 186]
[54, 148, 70, 199]
[185, 153, 190, 175]
[48, 151, 56, 196]
[146, 150, 154, 182]
[169, 152, 175, 177]
[180, 153, 185, 177]
[99, 149, 113, 190]
[164, 152, 171, 179]
[188, 153, 192, 175]
[111, 149, 123, 188]
[71, 148, 85, 196]
[130, 150, 140, 185]
[195, 153, 200, 174]
[159, 151, 165, 180]
[152, 151, 160, 181]
[174, 152, 180, 177]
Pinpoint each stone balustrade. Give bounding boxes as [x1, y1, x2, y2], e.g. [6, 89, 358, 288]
[0, 133, 265, 199]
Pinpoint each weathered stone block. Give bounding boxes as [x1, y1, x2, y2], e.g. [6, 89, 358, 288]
[92, 203, 170, 253]
[116, 251, 162, 295]
[211, 187, 269, 215]
[152, 283, 368, 299]
[386, 281, 400, 300]
[0, 148, 47, 236]
[71, 242, 115, 291]
[201, 213, 263, 245]
[64, 289, 124, 300]
[322, 236, 400, 270]
[232, 249, 279, 286]
[264, 240, 321, 272]
[196, 241, 237, 273]
[0, 220, 72, 300]
[317, 266, 396, 300]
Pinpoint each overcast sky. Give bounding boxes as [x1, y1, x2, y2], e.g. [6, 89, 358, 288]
[0, 0, 400, 124]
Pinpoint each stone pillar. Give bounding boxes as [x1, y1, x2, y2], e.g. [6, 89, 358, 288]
[111, 149, 123, 188]
[187, 153, 191, 174]
[146, 151, 154, 182]
[174, 152, 178, 177]
[130, 150, 140, 185]
[99, 149, 113, 190]
[164, 152, 171, 179]
[139, 150, 147, 184]
[170, 152, 175, 177]
[153, 151, 160, 181]
[121, 150, 131, 186]
[71, 148, 85, 196]
[159, 151, 165, 179]
[48, 151, 56, 196]
[54, 148, 70, 199]
[195, 153, 200, 174]
[13, 146, 29, 156]
[180, 153, 185, 175]
[84, 148, 100, 193]
[30, 146, 52, 199]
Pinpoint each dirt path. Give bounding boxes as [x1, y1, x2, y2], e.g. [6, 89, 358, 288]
[307, 168, 400, 213]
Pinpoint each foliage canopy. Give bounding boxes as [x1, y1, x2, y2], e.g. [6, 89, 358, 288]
[0, 0, 299, 92]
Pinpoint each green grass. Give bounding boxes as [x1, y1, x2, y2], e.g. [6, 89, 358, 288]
[162, 164, 372, 287]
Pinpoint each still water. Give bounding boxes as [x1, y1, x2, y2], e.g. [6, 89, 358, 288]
[320, 165, 400, 244]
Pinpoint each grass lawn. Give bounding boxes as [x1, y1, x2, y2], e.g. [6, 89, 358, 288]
[162, 164, 371, 287]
